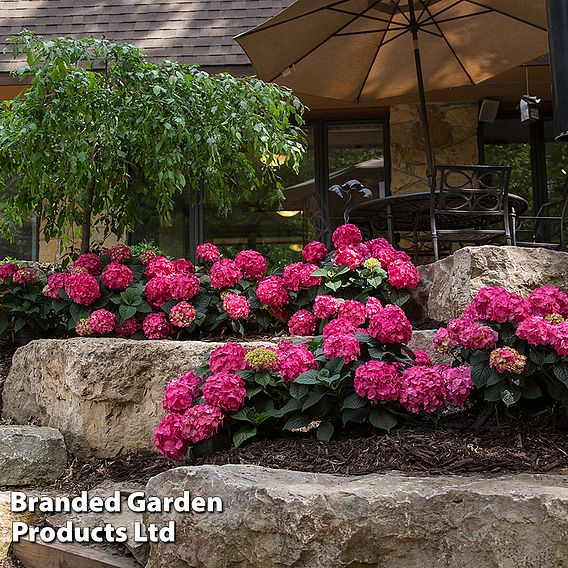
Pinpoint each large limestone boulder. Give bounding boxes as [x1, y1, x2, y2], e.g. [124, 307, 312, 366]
[144, 465, 568, 568]
[1, 338, 246, 458]
[0, 426, 67, 486]
[414, 245, 568, 323]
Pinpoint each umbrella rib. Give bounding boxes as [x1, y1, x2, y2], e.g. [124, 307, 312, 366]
[464, 0, 547, 32]
[422, 2, 476, 85]
[353, 4, 400, 103]
[266, 0, 384, 83]
[236, 0, 356, 38]
[390, 0, 411, 24]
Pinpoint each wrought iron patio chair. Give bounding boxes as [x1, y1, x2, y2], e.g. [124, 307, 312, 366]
[515, 177, 568, 250]
[430, 164, 513, 261]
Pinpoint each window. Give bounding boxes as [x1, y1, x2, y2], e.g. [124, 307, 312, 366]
[133, 118, 390, 267]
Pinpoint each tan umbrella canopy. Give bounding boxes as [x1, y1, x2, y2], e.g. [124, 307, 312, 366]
[236, 0, 549, 176]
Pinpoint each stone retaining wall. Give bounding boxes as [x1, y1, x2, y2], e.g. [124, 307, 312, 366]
[1, 332, 441, 458]
[144, 465, 568, 568]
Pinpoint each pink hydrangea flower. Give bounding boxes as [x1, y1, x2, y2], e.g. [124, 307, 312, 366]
[354, 361, 400, 401]
[446, 317, 475, 342]
[527, 286, 568, 318]
[202, 372, 247, 412]
[43, 272, 68, 298]
[387, 259, 420, 290]
[413, 349, 432, 366]
[89, 309, 117, 334]
[114, 317, 141, 338]
[433, 327, 455, 353]
[489, 347, 527, 375]
[256, 276, 289, 308]
[465, 286, 529, 323]
[154, 413, 188, 460]
[400, 365, 447, 414]
[549, 322, 568, 356]
[282, 262, 320, 291]
[313, 295, 339, 319]
[366, 239, 397, 266]
[365, 297, 383, 319]
[146, 256, 175, 279]
[368, 305, 412, 345]
[65, 273, 101, 306]
[0, 262, 18, 280]
[102, 262, 133, 290]
[169, 301, 197, 328]
[332, 223, 363, 248]
[139, 249, 157, 266]
[196, 243, 221, 264]
[444, 366, 473, 408]
[163, 371, 202, 413]
[337, 300, 366, 326]
[516, 316, 552, 346]
[12, 268, 38, 285]
[269, 304, 290, 322]
[244, 347, 278, 371]
[210, 259, 242, 289]
[209, 343, 247, 373]
[322, 318, 356, 338]
[106, 243, 131, 264]
[458, 322, 498, 350]
[75, 318, 92, 336]
[333, 246, 364, 270]
[145, 277, 172, 308]
[302, 240, 328, 263]
[169, 274, 200, 300]
[235, 250, 267, 280]
[276, 342, 317, 382]
[323, 332, 360, 363]
[288, 310, 317, 336]
[173, 258, 195, 275]
[180, 404, 224, 445]
[73, 253, 103, 275]
[223, 293, 250, 320]
[143, 312, 174, 339]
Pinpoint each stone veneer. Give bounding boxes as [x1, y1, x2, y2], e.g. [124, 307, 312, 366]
[390, 102, 479, 194]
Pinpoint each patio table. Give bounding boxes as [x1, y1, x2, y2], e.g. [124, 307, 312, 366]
[349, 191, 529, 244]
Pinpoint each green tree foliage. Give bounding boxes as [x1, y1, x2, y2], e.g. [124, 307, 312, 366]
[0, 32, 306, 252]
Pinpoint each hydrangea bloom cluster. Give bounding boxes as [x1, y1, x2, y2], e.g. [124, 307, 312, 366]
[143, 312, 173, 339]
[0, 262, 18, 280]
[332, 223, 362, 248]
[114, 318, 140, 338]
[276, 342, 317, 382]
[323, 331, 360, 363]
[89, 309, 116, 334]
[73, 253, 103, 275]
[43, 272, 68, 298]
[489, 347, 527, 375]
[354, 361, 400, 401]
[368, 305, 412, 345]
[169, 302, 197, 328]
[223, 294, 250, 320]
[180, 404, 225, 445]
[202, 372, 247, 412]
[244, 347, 278, 371]
[163, 372, 202, 413]
[209, 343, 247, 373]
[106, 243, 132, 264]
[288, 310, 317, 336]
[210, 259, 242, 289]
[195, 243, 221, 263]
[256, 276, 289, 309]
[65, 273, 101, 306]
[12, 268, 38, 285]
[235, 250, 267, 280]
[102, 262, 133, 290]
[145, 256, 175, 279]
[337, 300, 366, 326]
[169, 274, 200, 301]
[302, 240, 328, 263]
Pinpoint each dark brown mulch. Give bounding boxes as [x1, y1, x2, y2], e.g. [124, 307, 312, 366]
[197, 405, 568, 476]
[38, 404, 567, 494]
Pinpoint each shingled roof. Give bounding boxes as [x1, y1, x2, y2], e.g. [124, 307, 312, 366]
[0, 0, 294, 75]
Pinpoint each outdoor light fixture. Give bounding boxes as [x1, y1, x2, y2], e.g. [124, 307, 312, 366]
[479, 99, 500, 123]
[277, 210, 300, 218]
[520, 95, 541, 124]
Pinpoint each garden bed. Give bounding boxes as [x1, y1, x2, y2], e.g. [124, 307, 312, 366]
[38, 404, 567, 495]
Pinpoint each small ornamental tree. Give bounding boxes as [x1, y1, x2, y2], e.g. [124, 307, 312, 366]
[0, 32, 306, 252]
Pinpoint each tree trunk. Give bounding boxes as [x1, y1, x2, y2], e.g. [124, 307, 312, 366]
[80, 178, 95, 253]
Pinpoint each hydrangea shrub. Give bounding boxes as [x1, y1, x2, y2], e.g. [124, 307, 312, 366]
[0, 224, 421, 341]
[154, 309, 474, 459]
[435, 285, 568, 409]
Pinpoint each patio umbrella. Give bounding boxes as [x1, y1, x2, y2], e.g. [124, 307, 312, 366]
[235, 0, 549, 179]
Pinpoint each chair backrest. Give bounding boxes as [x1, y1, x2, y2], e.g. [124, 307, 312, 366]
[431, 164, 512, 215]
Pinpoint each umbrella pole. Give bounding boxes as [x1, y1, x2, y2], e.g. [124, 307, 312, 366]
[408, 0, 435, 184]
